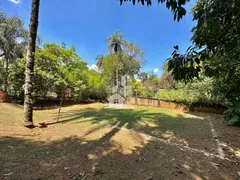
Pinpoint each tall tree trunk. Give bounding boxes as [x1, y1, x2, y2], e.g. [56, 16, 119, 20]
[24, 0, 40, 128]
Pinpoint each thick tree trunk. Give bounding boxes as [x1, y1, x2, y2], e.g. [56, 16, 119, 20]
[23, 0, 40, 128]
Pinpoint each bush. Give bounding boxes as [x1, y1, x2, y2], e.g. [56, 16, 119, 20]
[155, 77, 222, 106]
[224, 103, 240, 126]
[155, 89, 194, 104]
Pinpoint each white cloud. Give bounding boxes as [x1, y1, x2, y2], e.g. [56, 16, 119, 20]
[87, 64, 99, 71]
[9, 0, 21, 4]
[153, 68, 159, 73]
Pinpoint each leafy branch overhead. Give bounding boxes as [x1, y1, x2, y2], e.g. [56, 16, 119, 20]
[119, 0, 189, 21]
[167, 46, 202, 83]
[166, 0, 240, 125]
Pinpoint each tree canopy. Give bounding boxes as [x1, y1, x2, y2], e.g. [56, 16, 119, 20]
[6, 42, 108, 103]
[107, 29, 126, 53]
[97, 30, 145, 86]
[119, 0, 189, 21]
[167, 0, 240, 125]
[0, 12, 28, 91]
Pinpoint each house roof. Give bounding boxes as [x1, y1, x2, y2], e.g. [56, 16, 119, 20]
[108, 92, 126, 99]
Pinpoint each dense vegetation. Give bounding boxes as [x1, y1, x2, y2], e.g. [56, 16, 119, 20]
[1, 0, 240, 126]
[0, 16, 144, 104]
[166, 0, 240, 125]
[8, 43, 109, 102]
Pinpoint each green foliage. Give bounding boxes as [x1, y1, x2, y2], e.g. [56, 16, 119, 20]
[138, 72, 148, 82]
[143, 73, 160, 97]
[166, 0, 240, 125]
[84, 70, 108, 100]
[97, 32, 144, 86]
[191, 0, 240, 53]
[0, 67, 6, 90]
[224, 103, 240, 126]
[159, 62, 175, 89]
[129, 78, 145, 97]
[167, 46, 201, 83]
[6, 28, 144, 103]
[155, 77, 222, 106]
[155, 88, 190, 103]
[119, 0, 189, 21]
[97, 53, 142, 86]
[34, 43, 89, 99]
[0, 12, 28, 60]
[129, 72, 161, 97]
[6, 42, 108, 102]
[0, 12, 28, 91]
[107, 29, 126, 53]
[8, 58, 25, 102]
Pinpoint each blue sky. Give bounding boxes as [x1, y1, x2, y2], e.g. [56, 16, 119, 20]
[1, 0, 196, 76]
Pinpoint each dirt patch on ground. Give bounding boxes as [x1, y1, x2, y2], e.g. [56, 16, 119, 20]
[0, 103, 239, 180]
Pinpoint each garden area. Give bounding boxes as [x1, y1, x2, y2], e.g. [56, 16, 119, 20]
[0, 103, 240, 179]
[1, 0, 240, 179]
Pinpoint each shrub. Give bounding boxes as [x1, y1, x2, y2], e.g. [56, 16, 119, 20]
[224, 103, 240, 126]
[155, 77, 222, 106]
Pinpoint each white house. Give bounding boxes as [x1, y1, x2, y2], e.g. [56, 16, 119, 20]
[107, 75, 129, 105]
[107, 92, 126, 104]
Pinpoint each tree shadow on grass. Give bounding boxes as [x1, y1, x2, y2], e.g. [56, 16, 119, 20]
[44, 106, 240, 164]
[1, 105, 238, 179]
[46, 107, 216, 151]
[0, 133, 237, 180]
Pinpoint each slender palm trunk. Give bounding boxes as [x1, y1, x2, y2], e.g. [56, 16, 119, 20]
[57, 88, 65, 122]
[116, 68, 118, 86]
[24, 0, 40, 128]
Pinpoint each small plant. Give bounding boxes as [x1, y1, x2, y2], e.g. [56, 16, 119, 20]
[224, 103, 240, 126]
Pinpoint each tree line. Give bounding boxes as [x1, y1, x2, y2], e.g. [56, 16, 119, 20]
[1, 0, 240, 126]
[0, 14, 148, 103]
[20, 0, 191, 127]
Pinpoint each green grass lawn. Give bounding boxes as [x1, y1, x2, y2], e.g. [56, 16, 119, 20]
[1, 103, 239, 180]
[0, 103, 212, 148]
[45, 104, 214, 149]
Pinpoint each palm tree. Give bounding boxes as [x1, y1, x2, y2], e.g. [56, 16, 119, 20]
[0, 13, 28, 91]
[24, 0, 40, 128]
[107, 30, 126, 86]
[96, 55, 105, 70]
[107, 29, 126, 54]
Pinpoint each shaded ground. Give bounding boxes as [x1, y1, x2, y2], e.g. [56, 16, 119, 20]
[0, 103, 239, 180]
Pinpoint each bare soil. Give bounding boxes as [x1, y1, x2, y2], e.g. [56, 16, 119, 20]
[0, 103, 239, 180]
